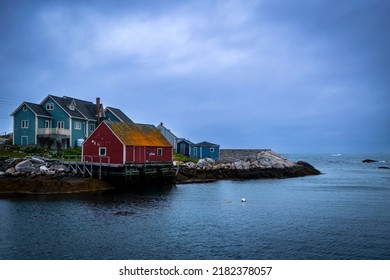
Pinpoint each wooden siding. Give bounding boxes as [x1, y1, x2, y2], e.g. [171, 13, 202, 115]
[83, 122, 173, 165]
[13, 106, 37, 146]
[105, 110, 121, 122]
[83, 122, 124, 164]
[71, 118, 87, 147]
[125, 146, 172, 164]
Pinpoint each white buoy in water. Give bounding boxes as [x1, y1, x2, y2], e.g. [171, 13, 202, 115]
[241, 198, 246, 203]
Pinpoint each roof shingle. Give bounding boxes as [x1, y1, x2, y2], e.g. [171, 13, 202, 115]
[107, 121, 172, 147]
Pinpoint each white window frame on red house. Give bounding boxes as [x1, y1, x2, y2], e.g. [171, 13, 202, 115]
[157, 148, 163, 156]
[99, 147, 107, 156]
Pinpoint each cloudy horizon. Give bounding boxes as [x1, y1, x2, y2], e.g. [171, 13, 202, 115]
[1, 0, 389, 153]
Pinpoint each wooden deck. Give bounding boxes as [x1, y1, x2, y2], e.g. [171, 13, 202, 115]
[63, 161, 176, 185]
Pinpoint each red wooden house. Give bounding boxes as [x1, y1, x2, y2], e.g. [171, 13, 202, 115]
[82, 121, 173, 165]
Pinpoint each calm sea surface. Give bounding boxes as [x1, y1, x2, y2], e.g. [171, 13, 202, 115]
[1, 154, 389, 260]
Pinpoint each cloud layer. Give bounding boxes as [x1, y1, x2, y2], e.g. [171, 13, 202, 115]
[1, 0, 389, 152]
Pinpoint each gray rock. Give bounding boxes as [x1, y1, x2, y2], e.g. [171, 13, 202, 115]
[15, 160, 36, 173]
[5, 167, 15, 175]
[197, 158, 215, 167]
[40, 166, 49, 172]
[30, 156, 46, 164]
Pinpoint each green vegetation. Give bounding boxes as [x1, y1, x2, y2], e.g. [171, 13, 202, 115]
[173, 151, 198, 163]
[0, 142, 82, 160]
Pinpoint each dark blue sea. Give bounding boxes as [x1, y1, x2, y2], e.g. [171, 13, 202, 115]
[1, 154, 389, 260]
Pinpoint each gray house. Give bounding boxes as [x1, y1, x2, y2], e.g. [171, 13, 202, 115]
[156, 122, 178, 151]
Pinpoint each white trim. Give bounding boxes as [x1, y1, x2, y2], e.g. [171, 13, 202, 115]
[105, 107, 123, 122]
[123, 145, 126, 164]
[21, 120, 29, 128]
[40, 95, 72, 118]
[82, 122, 126, 163]
[46, 102, 54, 110]
[35, 115, 38, 145]
[12, 117, 15, 145]
[57, 121, 64, 129]
[99, 147, 107, 156]
[69, 117, 72, 147]
[75, 121, 82, 130]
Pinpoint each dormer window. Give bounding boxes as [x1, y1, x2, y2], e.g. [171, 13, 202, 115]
[68, 99, 76, 111]
[46, 103, 54, 110]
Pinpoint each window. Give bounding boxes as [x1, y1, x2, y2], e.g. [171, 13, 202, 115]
[90, 124, 95, 132]
[45, 120, 50, 128]
[99, 147, 106, 156]
[46, 103, 54, 110]
[23, 105, 27, 111]
[75, 121, 81, 130]
[157, 148, 163, 156]
[210, 148, 215, 153]
[21, 120, 29, 128]
[57, 121, 64, 129]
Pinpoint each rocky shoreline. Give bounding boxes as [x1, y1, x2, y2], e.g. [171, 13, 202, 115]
[0, 157, 112, 195]
[0, 150, 321, 195]
[174, 150, 321, 184]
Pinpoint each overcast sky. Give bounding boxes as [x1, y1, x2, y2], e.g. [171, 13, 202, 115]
[1, 0, 389, 153]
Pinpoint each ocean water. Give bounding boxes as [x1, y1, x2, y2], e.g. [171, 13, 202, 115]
[0, 153, 389, 260]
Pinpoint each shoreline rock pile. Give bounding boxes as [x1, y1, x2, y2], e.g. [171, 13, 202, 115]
[1, 156, 72, 178]
[175, 150, 321, 184]
[0, 156, 112, 195]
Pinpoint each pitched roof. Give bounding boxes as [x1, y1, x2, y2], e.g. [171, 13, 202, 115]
[10, 102, 52, 117]
[25, 102, 52, 117]
[157, 122, 178, 138]
[177, 138, 194, 145]
[44, 95, 100, 120]
[105, 107, 133, 123]
[194, 141, 219, 147]
[106, 121, 172, 147]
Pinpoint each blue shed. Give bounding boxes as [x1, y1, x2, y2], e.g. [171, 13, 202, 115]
[191, 141, 220, 160]
[176, 138, 194, 157]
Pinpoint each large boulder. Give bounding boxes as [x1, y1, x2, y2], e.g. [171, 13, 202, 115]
[15, 160, 36, 173]
[257, 150, 295, 169]
[197, 158, 215, 168]
[233, 160, 250, 170]
[5, 167, 16, 175]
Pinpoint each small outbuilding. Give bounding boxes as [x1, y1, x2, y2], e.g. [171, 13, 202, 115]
[176, 138, 194, 157]
[191, 141, 220, 160]
[82, 121, 173, 165]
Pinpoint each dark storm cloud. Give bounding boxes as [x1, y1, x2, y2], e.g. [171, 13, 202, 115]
[0, 0, 389, 152]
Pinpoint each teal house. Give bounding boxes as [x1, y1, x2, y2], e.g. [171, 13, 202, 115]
[105, 107, 134, 123]
[191, 141, 220, 160]
[11, 95, 105, 149]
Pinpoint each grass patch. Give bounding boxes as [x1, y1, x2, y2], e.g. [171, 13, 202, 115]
[0, 145, 82, 160]
[173, 151, 198, 163]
